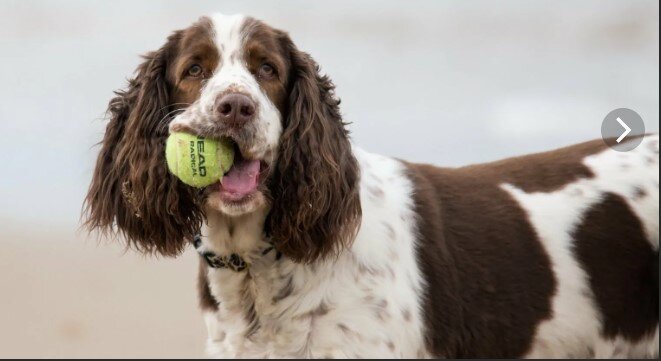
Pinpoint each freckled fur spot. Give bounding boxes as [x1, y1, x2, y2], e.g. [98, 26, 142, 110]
[388, 248, 399, 261]
[313, 303, 330, 317]
[633, 187, 647, 200]
[646, 156, 656, 165]
[387, 266, 396, 279]
[215, 331, 227, 342]
[383, 222, 396, 240]
[368, 185, 385, 199]
[386, 340, 396, 351]
[337, 323, 351, 334]
[402, 308, 412, 322]
[271, 276, 294, 304]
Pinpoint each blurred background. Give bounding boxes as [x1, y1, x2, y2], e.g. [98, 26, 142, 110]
[0, 0, 658, 357]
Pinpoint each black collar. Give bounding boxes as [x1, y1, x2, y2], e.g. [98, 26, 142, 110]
[193, 234, 282, 272]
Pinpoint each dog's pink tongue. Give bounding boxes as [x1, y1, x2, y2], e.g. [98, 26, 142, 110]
[220, 159, 260, 198]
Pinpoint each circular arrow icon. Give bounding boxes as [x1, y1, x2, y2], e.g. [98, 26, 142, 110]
[601, 108, 645, 152]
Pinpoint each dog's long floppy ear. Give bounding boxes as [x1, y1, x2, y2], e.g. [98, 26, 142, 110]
[84, 31, 203, 257]
[267, 33, 362, 263]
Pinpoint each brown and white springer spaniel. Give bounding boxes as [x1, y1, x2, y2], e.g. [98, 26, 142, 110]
[84, 13, 659, 358]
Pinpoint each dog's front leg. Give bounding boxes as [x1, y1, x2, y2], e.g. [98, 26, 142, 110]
[203, 266, 266, 359]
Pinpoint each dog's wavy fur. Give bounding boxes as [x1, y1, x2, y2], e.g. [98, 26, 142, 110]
[266, 35, 361, 262]
[84, 31, 204, 256]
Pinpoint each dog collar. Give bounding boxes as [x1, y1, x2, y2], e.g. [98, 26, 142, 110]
[193, 234, 247, 271]
[193, 234, 282, 272]
[202, 251, 248, 272]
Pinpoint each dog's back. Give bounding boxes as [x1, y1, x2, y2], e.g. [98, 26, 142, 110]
[406, 135, 659, 358]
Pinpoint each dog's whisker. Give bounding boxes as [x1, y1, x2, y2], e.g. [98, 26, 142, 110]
[155, 108, 187, 134]
[156, 103, 191, 114]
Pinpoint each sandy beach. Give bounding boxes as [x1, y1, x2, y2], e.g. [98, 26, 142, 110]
[0, 222, 205, 358]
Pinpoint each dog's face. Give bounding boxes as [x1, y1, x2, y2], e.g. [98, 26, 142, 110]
[84, 14, 361, 262]
[168, 15, 289, 216]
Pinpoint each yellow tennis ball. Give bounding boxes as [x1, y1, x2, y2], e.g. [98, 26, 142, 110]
[165, 132, 234, 188]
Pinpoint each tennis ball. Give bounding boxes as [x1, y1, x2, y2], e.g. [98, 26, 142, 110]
[165, 132, 234, 188]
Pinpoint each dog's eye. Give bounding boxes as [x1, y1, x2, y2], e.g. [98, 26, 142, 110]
[258, 63, 276, 79]
[187, 64, 203, 78]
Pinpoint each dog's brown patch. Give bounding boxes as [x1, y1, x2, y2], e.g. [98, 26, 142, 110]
[572, 193, 658, 342]
[404, 139, 623, 357]
[169, 17, 219, 106]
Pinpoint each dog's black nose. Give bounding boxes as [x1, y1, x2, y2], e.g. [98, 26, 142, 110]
[215, 93, 255, 127]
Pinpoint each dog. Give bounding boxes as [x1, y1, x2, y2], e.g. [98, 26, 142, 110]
[85, 13, 659, 358]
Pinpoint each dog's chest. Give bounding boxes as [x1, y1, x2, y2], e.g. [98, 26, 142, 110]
[200, 150, 428, 358]
[202, 242, 426, 358]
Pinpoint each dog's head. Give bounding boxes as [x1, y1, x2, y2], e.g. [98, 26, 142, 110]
[84, 14, 361, 262]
